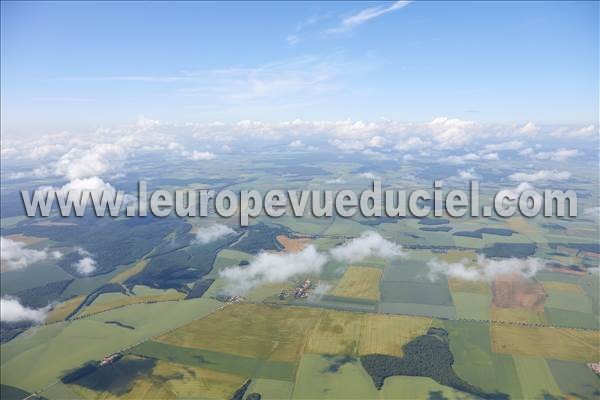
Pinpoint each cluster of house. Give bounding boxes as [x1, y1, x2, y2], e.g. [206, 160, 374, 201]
[99, 353, 122, 367]
[587, 362, 600, 375]
[279, 278, 313, 300]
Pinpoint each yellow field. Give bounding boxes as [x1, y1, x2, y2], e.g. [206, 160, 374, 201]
[305, 310, 362, 355]
[541, 281, 585, 294]
[69, 358, 245, 400]
[78, 290, 185, 318]
[306, 310, 432, 357]
[490, 307, 547, 325]
[330, 266, 382, 301]
[358, 314, 433, 356]
[437, 250, 477, 263]
[45, 295, 86, 323]
[110, 260, 149, 284]
[156, 303, 321, 362]
[491, 323, 599, 362]
[448, 278, 489, 294]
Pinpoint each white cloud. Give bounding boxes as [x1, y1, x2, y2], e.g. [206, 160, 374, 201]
[54, 144, 124, 180]
[195, 224, 236, 244]
[367, 136, 387, 148]
[509, 170, 571, 182]
[329, 138, 365, 151]
[220, 245, 328, 294]
[328, 1, 410, 33]
[41, 176, 116, 198]
[188, 151, 216, 160]
[507, 182, 535, 198]
[533, 148, 578, 162]
[481, 152, 499, 161]
[551, 124, 596, 138]
[394, 136, 429, 151]
[442, 153, 480, 165]
[517, 122, 539, 136]
[330, 231, 405, 263]
[359, 171, 380, 180]
[72, 248, 97, 275]
[289, 140, 305, 148]
[427, 256, 546, 282]
[457, 168, 480, 180]
[0, 237, 62, 272]
[427, 117, 478, 148]
[483, 140, 524, 152]
[219, 232, 403, 295]
[519, 147, 534, 156]
[0, 296, 51, 323]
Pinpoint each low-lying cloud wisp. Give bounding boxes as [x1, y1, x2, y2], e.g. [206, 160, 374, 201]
[219, 231, 403, 294]
[0, 296, 52, 323]
[195, 224, 236, 244]
[0, 236, 62, 272]
[427, 255, 546, 282]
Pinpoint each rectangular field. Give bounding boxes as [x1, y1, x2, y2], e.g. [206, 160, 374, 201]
[490, 323, 599, 362]
[330, 266, 382, 301]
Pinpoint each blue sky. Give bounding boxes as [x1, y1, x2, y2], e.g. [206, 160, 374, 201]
[1, 1, 598, 134]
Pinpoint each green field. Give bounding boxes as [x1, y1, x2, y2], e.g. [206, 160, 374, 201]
[0, 299, 221, 393]
[128, 341, 298, 381]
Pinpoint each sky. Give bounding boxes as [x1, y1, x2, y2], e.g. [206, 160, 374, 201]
[1, 1, 598, 135]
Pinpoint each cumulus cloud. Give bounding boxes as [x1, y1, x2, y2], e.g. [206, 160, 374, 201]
[507, 182, 535, 198]
[54, 144, 124, 181]
[509, 170, 571, 182]
[367, 136, 387, 148]
[330, 231, 405, 263]
[551, 124, 596, 138]
[219, 232, 403, 294]
[195, 224, 236, 244]
[188, 151, 216, 160]
[481, 152, 499, 161]
[427, 117, 478, 148]
[394, 136, 429, 151]
[41, 176, 116, 198]
[0, 237, 62, 272]
[483, 140, 524, 152]
[0, 296, 52, 323]
[442, 153, 480, 165]
[329, 138, 365, 151]
[289, 140, 305, 148]
[532, 148, 578, 162]
[457, 168, 480, 180]
[326, 177, 346, 184]
[220, 245, 328, 294]
[427, 256, 546, 282]
[517, 122, 539, 136]
[359, 171, 380, 180]
[72, 248, 97, 275]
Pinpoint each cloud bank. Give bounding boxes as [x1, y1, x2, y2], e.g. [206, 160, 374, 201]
[220, 245, 328, 294]
[427, 256, 546, 282]
[0, 296, 52, 323]
[0, 237, 62, 272]
[220, 231, 403, 294]
[195, 224, 236, 244]
[72, 248, 97, 275]
[330, 231, 405, 263]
